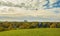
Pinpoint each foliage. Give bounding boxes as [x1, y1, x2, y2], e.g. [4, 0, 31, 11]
[0, 22, 60, 31]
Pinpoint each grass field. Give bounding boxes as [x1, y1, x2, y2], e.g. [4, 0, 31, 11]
[0, 28, 60, 36]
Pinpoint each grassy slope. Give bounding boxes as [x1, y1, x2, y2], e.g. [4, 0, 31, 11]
[0, 28, 60, 36]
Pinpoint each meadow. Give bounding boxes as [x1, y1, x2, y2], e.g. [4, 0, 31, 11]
[0, 28, 60, 36]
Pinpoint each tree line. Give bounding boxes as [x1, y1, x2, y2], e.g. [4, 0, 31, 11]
[0, 22, 60, 31]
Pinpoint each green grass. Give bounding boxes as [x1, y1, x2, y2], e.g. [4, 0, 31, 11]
[0, 28, 60, 36]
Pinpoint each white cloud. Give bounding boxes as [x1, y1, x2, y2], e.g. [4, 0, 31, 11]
[0, 0, 60, 22]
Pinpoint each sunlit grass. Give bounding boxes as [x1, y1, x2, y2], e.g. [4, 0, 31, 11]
[0, 28, 60, 36]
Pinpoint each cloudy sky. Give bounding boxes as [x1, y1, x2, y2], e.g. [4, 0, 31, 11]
[0, 0, 60, 22]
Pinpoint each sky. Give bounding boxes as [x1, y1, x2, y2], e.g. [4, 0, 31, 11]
[0, 0, 60, 22]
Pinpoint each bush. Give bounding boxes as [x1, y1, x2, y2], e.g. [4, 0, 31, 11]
[0, 27, 4, 31]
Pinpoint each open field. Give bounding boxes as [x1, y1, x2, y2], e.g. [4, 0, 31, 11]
[0, 28, 60, 36]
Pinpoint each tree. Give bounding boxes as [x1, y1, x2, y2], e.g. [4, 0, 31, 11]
[38, 22, 43, 28]
[50, 23, 57, 28]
